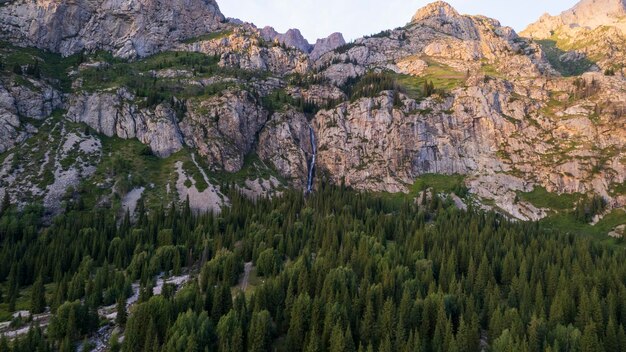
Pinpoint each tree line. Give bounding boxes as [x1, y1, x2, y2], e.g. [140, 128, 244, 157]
[0, 182, 625, 351]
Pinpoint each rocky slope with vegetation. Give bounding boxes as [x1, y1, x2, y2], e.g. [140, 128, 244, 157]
[0, 0, 623, 230]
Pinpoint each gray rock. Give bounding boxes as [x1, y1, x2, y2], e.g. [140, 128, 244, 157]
[0, 0, 225, 58]
[180, 90, 269, 172]
[260, 26, 312, 53]
[257, 110, 312, 187]
[310, 32, 346, 60]
[67, 89, 184, 157]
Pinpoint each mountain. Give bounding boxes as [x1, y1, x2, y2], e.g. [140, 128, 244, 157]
[259, 27, 347, 60]
[310, 32, 346, 60]
[0, 0, 225, 58]
[0, 0, 623, 230]
[260, 27, 312, 53]
[1, 0, 626, 349]
[523, 0, 626, 38]
[522, 0, 626, 73]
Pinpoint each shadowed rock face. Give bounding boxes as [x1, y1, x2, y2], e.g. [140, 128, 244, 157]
[0, 0, 225, 58]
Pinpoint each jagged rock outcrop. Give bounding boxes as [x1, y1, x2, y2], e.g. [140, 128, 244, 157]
[0, 0, 225, 58]
[315, 1, 551, 86]
[310, 33, 346, 60]
[180, 89, 269, 172]
[0, 78, 62, 153]
[260, 27, 312, 53]
[257, 110, 312, 187]
[180, 25, 311, 75]
[67, 89, 184, 157]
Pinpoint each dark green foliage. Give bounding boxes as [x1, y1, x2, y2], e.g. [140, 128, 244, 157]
[255, 249, 281, 277]
[261, 89, 320, 114]
[334, 42, 360, 55]
[423, 80, 435, 97]
[574, 195, 607, 223]
[0, 192, 9, 217]
[343, 72, 401, 101]
[29, 276, 46, 314]
[116, 297, 127, 327]
[47, 301, 98, 342]
[1, 182, 626, 352]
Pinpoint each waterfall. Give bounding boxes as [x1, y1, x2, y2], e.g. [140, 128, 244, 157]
[306, 125, 317, 193]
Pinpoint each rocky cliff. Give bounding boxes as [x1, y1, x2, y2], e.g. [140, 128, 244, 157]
[0, 0, 225, 58]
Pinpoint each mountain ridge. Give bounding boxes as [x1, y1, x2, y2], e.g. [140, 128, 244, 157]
[0, 0, 623, 231]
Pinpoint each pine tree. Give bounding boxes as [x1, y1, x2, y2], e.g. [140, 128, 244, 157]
[604, 318, 618, 352]
[248, 310, 272, 352]
[581, 322, 602, 352]
[0, 336, 9, 352]
[6, 264, 18, 312]
[30, 275, 46, 314]
[379, 335, 392, 352]
[306, 332, 321, 352]
[116, 297, 127, 327]
[0, 191, 9, 216]
[329, 324, 345, 352]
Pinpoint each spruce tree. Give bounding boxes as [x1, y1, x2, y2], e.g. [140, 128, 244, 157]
[30, 275, 46, 314]
[116, 297, 127, 327]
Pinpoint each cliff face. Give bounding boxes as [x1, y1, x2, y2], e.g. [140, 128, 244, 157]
[0, 0, 624, 225]
[0, 0, 225, 58]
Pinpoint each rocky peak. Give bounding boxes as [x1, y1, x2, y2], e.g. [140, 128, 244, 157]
[411, 1, 461, 23]
[260, 26, 312, 53]
[409, 1, 488, 41]
[523, 0, 626, 38]
[0, 0, 225, 58]
[310, 32, 346, 60]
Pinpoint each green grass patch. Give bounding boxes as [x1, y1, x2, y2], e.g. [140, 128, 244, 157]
[392, 58, 466, 99]
[411, 174, 468, 195]
[539, 209, 626, 247]
[78, 136, 184, 212]
[77, 51, 264, 106]
[516, 186, 582, 211]
[536, 39, 594, 77]
[609, 182, 626, 196]
[421, 57, 467, 90]
[374, 174, 468, 209]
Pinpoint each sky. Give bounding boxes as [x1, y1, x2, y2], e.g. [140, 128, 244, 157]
[219, 0, 579, 42]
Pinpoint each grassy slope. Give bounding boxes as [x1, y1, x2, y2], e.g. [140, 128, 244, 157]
[392, 57, 467, 99]
[0, 42, 83, 92]
[517, 186, 626, 246]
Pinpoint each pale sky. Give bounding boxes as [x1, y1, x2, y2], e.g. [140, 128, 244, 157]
[219, 0, 579, 42]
